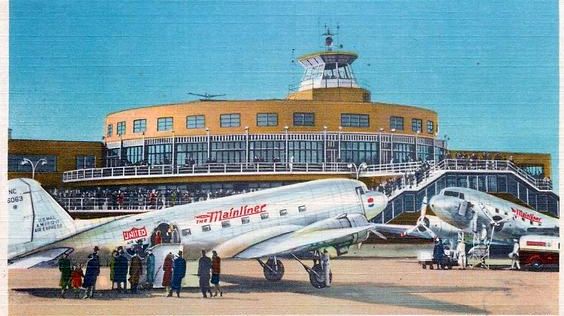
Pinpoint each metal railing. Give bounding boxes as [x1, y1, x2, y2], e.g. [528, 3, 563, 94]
[63, 162, 354, 182]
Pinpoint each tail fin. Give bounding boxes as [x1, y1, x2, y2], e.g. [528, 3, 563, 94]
[8, 178, 76, 256]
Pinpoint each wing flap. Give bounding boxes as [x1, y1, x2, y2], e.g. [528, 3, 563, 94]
[9, 247, 72, 269]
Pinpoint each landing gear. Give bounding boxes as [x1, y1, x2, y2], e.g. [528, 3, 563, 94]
[258, 257, 285, 281]
[308, 263, 332, 289]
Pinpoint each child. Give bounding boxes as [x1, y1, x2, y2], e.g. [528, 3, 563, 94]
[71, 264, 84, 298]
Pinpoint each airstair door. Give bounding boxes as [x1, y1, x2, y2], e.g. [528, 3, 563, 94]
[149, 243, 183, 288]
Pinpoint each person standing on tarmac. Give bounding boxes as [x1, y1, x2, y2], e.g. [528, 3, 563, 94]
[169, 251, 187, 297]
[509, 239, 521, 270]
[432, 238, 445, 269]
[114, 248, 129, 292]
[58, 253, 72, 298]
[145, 250, 155, 289]
[211, 250, 223, 297]
[109, 249, 118, 290]
[162, 252, 174, 295]
[321, 249, 331, 287]
[82, 254, 100, 299]
[456, 238, 466, 270]
[129, 252, 143, 293]
[197, 250, 213, 298]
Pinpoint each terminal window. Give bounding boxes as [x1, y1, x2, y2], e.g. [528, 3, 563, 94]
[293, 112, 315, 126]
[390, 116, 404, 130]
[220, 113, 241, 127]
[76, 155, 95, 169]
[107, 124, 113, 137]
[8, 154, 57, 172]
[117, 121, 126, 135]
[411, 119, 422, 132]
[257, 113, 278, 126]
[133, 119, 147, 133]
[187, 115, 205, 129]
[157, 117, 173, 131]
[341, 113, 369, 127]
[427, 120, 434, 133]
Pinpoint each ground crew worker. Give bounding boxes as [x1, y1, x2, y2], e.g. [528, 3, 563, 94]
[510, 239, 521, 270]
[197, 250, 212, 298]
[58, 253, 71, 298]
[321, 249, 331, 287]
[456, 238, 466, 270]
[211, 250, 223, 297]
[432, 238, 445, 269]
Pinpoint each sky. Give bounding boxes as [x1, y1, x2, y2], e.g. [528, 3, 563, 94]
[9, 1, 559, 183]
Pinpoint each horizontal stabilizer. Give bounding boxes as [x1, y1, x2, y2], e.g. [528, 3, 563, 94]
[9, 248, 72, 269]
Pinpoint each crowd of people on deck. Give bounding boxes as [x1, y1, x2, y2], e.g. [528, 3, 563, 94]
[57, 245, 224, 299]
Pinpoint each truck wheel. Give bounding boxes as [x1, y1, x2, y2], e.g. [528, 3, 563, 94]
[530, 260, 543, 272]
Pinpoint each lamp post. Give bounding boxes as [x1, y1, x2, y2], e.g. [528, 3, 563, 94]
[347, 162, 368, 180]
[338, 126, 342, 161]
[378, 127, 384, 165]
[323, 126, 328, 163]
[284, 126, 289, 164]
[245, 126, 249, 165]
[20, 158, 47, 180]
[206, 127, 211, 161]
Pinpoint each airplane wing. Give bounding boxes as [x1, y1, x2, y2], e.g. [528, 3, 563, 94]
[372, 223, 433, 239]
[234, 224, 376, 259]
[8, 247, 72, 269]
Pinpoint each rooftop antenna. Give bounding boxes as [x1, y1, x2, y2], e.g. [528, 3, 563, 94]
[187, 92, 226, 100]
[322, 24, 334, 51]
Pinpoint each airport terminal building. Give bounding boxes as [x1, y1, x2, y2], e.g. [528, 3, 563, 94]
[8, 33, 560, 221]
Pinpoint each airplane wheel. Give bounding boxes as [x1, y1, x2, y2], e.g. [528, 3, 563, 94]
[263, 258, 284, 281]
[309, 264, 332, 289]
[529, 259, 543, 272]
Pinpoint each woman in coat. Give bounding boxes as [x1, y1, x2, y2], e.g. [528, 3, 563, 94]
[128, 254, 143, 293]
[170, 251, 186, 297]
[58, 253, 72, 298]
[145, 250, 155, 288]
[109, 250, 118, 290]
[162, 252, 174, 294]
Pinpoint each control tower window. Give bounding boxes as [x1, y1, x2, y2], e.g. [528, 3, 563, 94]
[293, 112, 315, 126]
[257, 113, 278, 127]
[107, 124, 113, 137]
[411, 119, 422, 133]
[157, 117, 173, 131]
[187, 115, 205, 129]
[133, 119, 147, 133]
[390, 116, 404, 131]
[117, 121, 126, 136]
[341, 114, 369, 128]
[427, 120, 434, 133]
[220, 113, 241, 128]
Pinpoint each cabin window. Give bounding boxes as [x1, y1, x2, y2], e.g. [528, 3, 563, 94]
[261, 213, 269, 220]
[241, 217, 250, 224]
[202, 225, 211, 232]
[221, 221, 231, 228]
[522, 217, 525, 221]
[298, 205, 307, 212]
[459, 193, 465, 200]
[181, 228, 191, 236]
[279, 209, 288, 216]
[495, 208, 499, 214]
[444, 191, 459, 198]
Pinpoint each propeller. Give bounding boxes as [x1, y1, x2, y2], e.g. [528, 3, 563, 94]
[402, 196, 437, 239]
[358, 227, 387, 249]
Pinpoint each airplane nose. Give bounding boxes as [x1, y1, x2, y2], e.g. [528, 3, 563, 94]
[365, 192, 388, 220]
[429, 195, 458, 219]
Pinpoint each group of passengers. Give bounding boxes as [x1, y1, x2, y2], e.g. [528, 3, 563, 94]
[57, 245, 224, 299]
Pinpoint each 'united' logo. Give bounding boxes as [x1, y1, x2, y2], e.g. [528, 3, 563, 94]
[122, 226, 148, 241]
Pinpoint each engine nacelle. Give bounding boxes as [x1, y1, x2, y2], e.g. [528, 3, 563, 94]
[296, 213, 370, 251]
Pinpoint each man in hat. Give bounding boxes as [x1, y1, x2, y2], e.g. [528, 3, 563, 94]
[197, 250, 212, 298]
[170, 251, 186, 297]
[456, 238, 466, 270]
[432, 237, 445, 269]
[58, 253, 72, 298]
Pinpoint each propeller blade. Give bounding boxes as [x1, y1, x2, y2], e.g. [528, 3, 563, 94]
[369, 228, 387, 240]
[420, 196, 428, 219]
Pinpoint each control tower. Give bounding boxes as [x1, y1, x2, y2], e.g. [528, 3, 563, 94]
[288, 27, 371, 102]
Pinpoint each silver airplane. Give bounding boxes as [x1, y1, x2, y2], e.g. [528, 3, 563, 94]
[429, 187, 559, 245]
[8, 178, 387, 288]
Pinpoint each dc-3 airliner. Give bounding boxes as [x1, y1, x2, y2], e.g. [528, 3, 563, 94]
[428, 187, 559, 245]
[8, 178, 387, 288]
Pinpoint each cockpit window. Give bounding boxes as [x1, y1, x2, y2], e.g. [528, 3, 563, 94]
[444, 191, 459, 198]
